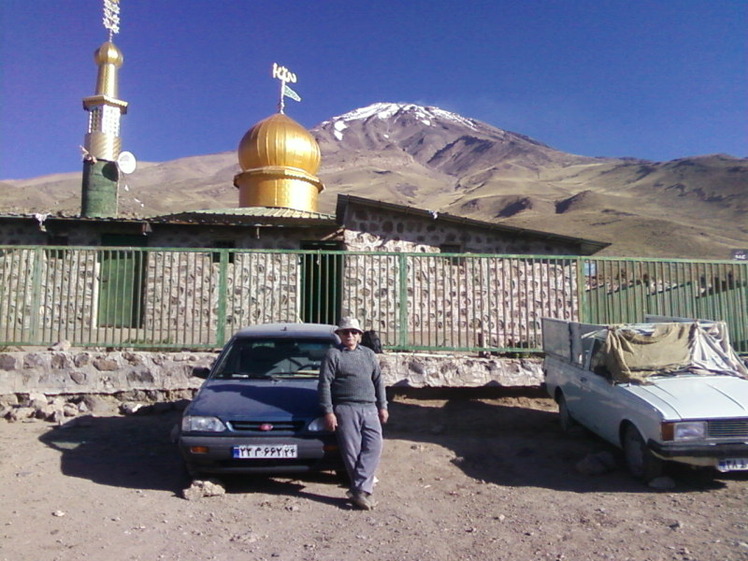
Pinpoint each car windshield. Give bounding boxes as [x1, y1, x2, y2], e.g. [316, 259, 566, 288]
[213, 338, 333, 379]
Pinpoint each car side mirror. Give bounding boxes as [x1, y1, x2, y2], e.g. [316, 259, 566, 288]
[192, 366, 211, 379]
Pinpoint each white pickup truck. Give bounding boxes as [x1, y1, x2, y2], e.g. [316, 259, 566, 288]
[542, 316, 748, 481]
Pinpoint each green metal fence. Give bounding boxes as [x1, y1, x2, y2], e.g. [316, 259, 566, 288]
[0, 246, 745, 353]
[582, 257, 748, 353]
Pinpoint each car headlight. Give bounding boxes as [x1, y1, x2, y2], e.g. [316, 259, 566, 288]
[674, 421, 706, 440]
[306, 416, 329, 432]
[182, 415, 227, 433]
[662, 421, 706, 441]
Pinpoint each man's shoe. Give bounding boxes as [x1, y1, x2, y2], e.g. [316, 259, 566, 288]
[350, 492, 372, 510]
[364, 493, 377, 509]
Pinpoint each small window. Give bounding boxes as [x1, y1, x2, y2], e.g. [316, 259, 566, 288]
[212, 240, 235, 264]
[589, 339, 611, 379]
[440, 243, 464, 265]
[46, 234, 69, 259]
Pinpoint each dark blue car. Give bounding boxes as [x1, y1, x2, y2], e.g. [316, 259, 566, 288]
[178, 323, 343, 477]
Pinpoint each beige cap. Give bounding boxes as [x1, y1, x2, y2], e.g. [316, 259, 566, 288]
[335, 317, 363, 333]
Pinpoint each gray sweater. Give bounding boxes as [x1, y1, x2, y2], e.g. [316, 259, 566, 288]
[318, 344, 387, 414]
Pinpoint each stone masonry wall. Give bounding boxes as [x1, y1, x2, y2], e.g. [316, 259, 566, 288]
[342, 206, 581, 255]
[1, 245, 577, 350]
[0, 349, 542, 398]
[339, 253, 577, 349]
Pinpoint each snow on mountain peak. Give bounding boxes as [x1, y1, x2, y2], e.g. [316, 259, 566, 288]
[322, 102, 479, 141]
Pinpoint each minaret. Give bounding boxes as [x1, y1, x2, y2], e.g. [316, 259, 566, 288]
[81, 0, 128, 218]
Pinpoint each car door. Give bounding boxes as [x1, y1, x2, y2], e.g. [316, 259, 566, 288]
[571, 339, 625, 445]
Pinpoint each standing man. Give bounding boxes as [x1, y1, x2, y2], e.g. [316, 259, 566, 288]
[319, 317, 388, 510]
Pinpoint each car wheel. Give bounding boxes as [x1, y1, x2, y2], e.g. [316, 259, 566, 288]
[557, 393, 577, 433]
[622, 424, 663, 482]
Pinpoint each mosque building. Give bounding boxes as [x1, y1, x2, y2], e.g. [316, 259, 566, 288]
[0, 2, 608, 346]
[0, 0, 606, 257]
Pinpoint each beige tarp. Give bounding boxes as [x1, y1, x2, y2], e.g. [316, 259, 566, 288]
[603, 321, 748, 384]
[604, 323, 693, 383]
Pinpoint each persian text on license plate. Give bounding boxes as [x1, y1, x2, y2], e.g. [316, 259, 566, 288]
[233, 444, 298, 459]
[717, 458, 748, 472]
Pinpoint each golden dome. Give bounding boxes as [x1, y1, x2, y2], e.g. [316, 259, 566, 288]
[234, 113, 324, 212]
[238, 113, 320, 173]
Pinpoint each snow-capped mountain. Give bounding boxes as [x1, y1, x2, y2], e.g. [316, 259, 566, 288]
[312, 103, 746, 258]
[322, 103, 482, 139]
[315, 102, 592, 176]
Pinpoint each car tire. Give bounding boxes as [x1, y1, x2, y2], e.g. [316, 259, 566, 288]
[557, 393, 577, 433]
[622, 424, 663, 482]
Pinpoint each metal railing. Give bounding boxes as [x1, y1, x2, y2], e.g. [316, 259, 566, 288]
[0, 246, 745, 353]
[582, 257, 747, 353]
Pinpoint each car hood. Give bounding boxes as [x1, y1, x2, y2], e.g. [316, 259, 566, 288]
[187, 378, 321, 421]
[623, 375, 748, 420]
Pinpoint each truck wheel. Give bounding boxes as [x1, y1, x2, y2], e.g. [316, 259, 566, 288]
[557, 393, 577, 433]
[623, 424, 663, 482]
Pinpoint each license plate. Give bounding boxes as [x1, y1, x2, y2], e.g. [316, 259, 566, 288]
[717, 458, 748, 472]
[232, 445, 298, 459]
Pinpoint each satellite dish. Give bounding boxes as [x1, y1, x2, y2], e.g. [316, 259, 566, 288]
[117, 151, 137, 174]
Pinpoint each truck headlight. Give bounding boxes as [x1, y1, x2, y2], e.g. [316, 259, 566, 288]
[674, 421, 706, 440]
[182, 416, 226, 433]
[662, 421, 706, 441]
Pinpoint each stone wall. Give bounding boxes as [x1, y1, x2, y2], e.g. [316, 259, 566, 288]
[339, 253, 577, 349]
[0, 245, 577, 351]
[380, 353, 543, 388]
[0, 247, 308, 347]
[0, 349, 543, 398]
[0, 349, 215, 395]
[341, 205, 581, 255]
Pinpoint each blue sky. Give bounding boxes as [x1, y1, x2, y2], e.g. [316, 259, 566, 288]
[1, 0, 746, 180]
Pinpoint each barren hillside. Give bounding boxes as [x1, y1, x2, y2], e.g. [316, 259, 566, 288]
[2, 103, 746, 258]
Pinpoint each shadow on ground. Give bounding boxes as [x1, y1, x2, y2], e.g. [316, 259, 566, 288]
[37, 411, 354, 505]
[38, 410, 187, 495]
[385, 387, 734, 494]
[37, 387, 738, 496]
[220, 472, 354, 508]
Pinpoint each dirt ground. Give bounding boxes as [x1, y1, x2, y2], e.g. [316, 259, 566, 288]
[1, 389, 746, 561]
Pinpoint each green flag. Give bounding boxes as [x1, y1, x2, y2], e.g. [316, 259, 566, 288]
[283, 84, 301, 102]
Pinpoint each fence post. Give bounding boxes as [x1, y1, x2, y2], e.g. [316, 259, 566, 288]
[30, 247, 44, 344]
[215, 249, 228, 346]
[577, 258, 587, 323]
[398, 253, 409, 348]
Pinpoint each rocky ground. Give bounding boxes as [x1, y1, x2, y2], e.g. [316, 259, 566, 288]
[1, 389, 746, 561]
